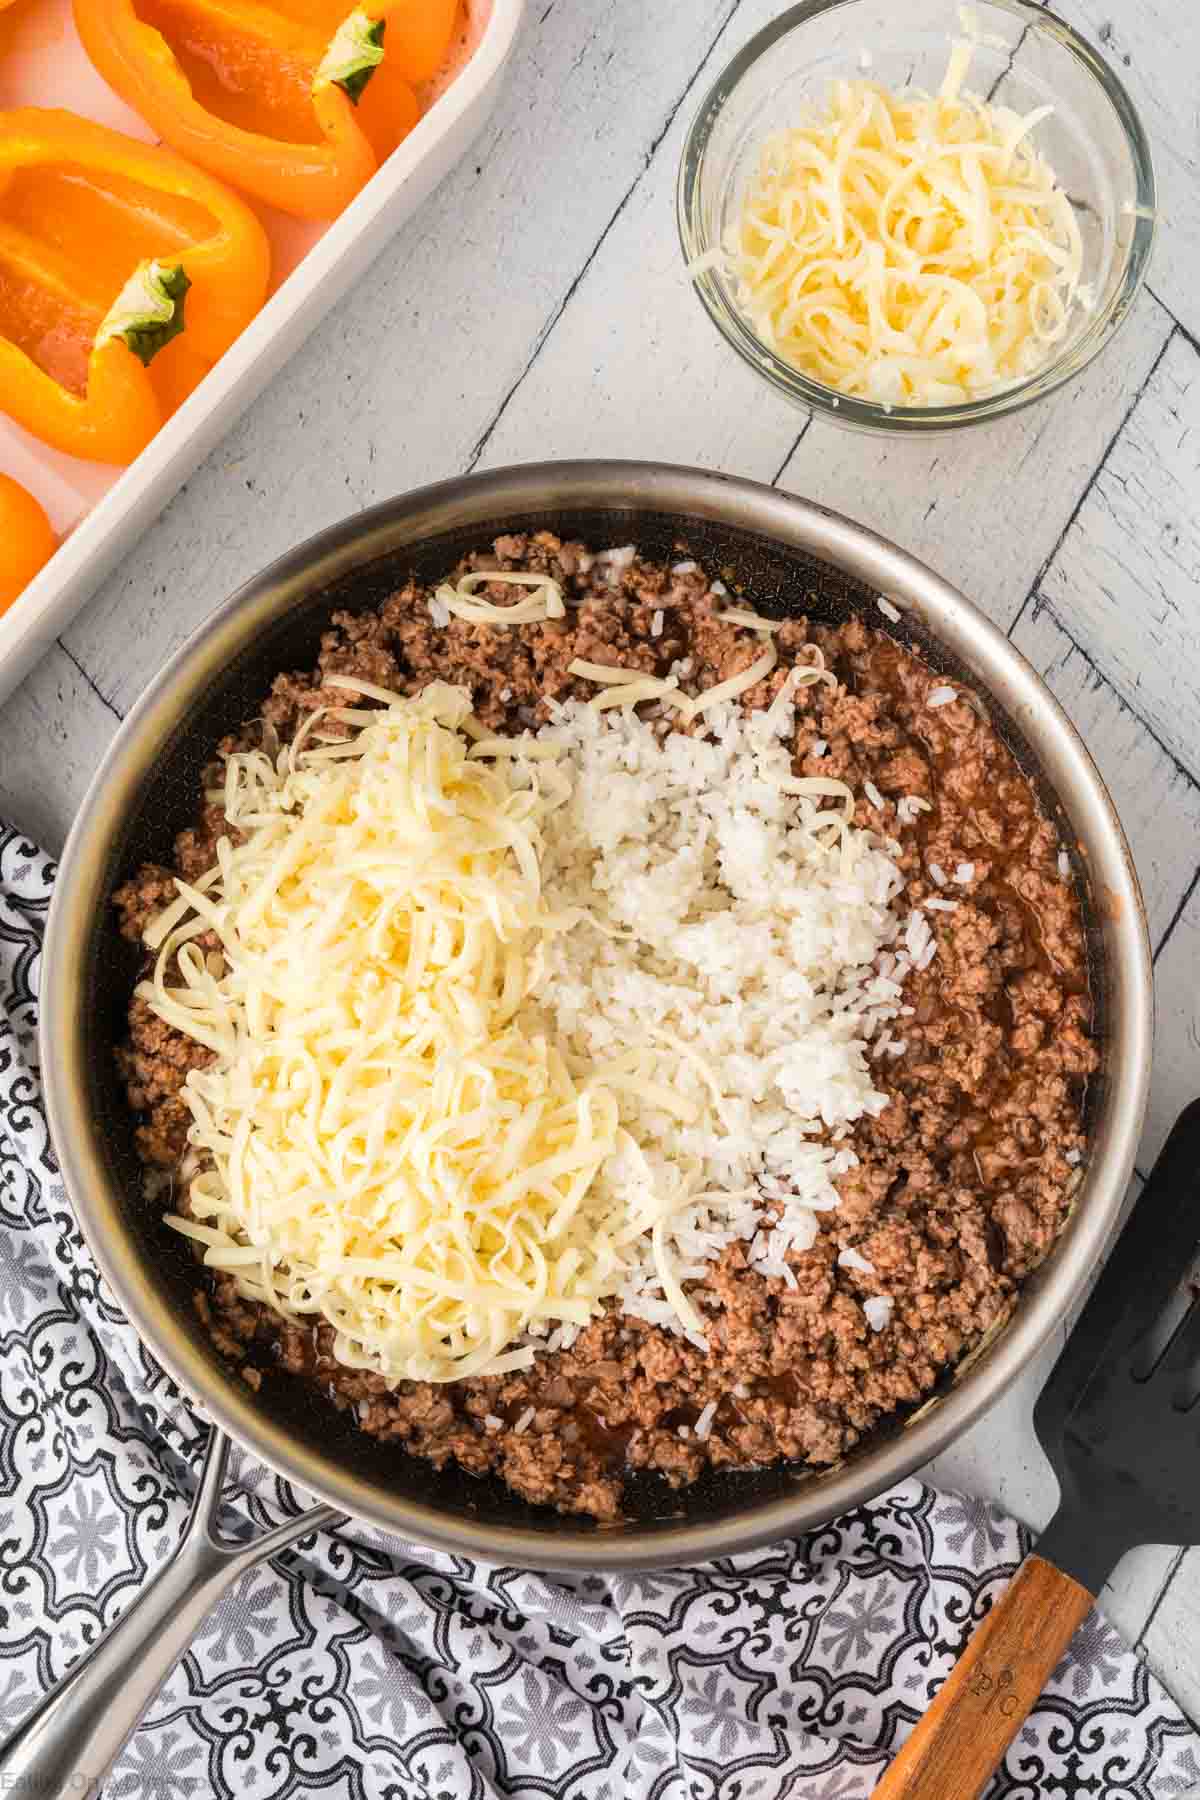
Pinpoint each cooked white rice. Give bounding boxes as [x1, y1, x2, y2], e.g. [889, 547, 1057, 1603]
[694, 1399, 718, 1440]
[519, 694, 930, 1338]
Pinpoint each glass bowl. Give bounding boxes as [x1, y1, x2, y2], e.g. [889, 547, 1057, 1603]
[677, 0, 1156, 434]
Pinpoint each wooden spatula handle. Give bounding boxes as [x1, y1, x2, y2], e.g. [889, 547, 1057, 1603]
[872, 1554, 1094, 1800]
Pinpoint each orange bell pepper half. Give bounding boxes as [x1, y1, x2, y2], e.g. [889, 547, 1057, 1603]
[72, 0, 446, 221]
[0, 108, 270, 464]
[0, 473, 57, 613]
[382, 0, 460, 82]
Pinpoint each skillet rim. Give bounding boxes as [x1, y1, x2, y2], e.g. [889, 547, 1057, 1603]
[40, 459, 1152, 1570]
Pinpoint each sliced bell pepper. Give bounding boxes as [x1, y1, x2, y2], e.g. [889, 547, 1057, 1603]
[0, 473, 57, 613]
[0, 108, 270, 463]
[378, 0, 460, 83]
[72, 0, 446, 220]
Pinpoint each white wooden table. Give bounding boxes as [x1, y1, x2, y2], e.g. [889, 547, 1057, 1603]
[2, 0, 1197, 1722]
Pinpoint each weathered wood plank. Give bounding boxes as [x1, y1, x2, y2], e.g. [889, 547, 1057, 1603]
[0, 645, 119, 853]
[475, 0, 806, 479]
[1011, 598, 1200, 949]
[1037, 328, 1200, 783]
[923, 1326, 1064, 1531]
[925, 1172, 1177, 1649]
[1013, 597, 1200, 1692]
[57, 0, 745, 715]
[1140, 1547, 1200, 1726]
[1140, 879, 1200, 1174]
[1106, 1548, 1184, 1674]
[1052, 0, 1200, 341]
[1013, 593, 1200, 1186]
[774, 292, 1171, 635]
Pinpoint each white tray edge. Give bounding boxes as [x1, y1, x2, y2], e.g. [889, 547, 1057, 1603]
[0, 0, 526, 709]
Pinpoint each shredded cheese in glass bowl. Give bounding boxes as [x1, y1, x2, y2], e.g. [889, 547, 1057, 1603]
[678, 0, 1155, 431]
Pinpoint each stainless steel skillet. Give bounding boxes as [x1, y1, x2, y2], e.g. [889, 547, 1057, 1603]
[10, 462, 1152, 1795]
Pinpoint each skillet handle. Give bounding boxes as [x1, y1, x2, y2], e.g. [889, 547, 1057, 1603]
[0, 1427, 340, 1800]
[872, 1553, 1094, 1800]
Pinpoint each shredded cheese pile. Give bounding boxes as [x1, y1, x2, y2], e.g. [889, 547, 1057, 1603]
[144, 681, 646, 1385]
[140, 655, 920, 1382]
[717, 38, 1085, 405]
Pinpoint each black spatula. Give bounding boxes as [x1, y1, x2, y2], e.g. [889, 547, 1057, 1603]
[874, 1099, 1200, 1800]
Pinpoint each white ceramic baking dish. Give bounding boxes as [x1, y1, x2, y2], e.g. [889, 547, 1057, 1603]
[0, 0, 525, 706]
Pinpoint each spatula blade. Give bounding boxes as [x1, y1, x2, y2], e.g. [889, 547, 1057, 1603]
[1034, 1097, 1200, 1459]
[1033, 1100, 1200, 1590]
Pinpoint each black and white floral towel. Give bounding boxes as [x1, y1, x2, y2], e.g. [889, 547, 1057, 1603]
[1, 820, 1197, 1800]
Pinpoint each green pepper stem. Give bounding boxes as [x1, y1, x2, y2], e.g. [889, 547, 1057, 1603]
[96, 260, 191, 367]
[314, 9, 386, 105]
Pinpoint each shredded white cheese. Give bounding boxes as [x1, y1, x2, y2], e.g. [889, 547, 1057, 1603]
[716, 607, 780, 632]
[567, 638, 796, 723]
[568, 658, 652, 686]
[142, 661, 931, 1378]
[434, 570, 566, 625]
[145, 682, 641, 1386]
[714, 41, 1085, 406]
[689, 641, 778, 715]
[590, 675, 681, 713]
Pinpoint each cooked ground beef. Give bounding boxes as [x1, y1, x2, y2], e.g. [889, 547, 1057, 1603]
[113, 532, 1096, 1521]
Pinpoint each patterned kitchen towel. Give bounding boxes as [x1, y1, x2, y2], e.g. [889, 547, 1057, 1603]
[1, 817, 1197, 1800]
